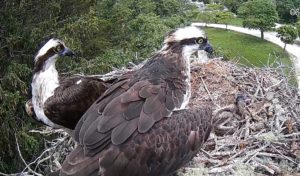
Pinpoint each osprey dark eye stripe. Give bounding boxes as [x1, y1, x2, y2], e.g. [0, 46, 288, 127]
[179, 37, 207, 46]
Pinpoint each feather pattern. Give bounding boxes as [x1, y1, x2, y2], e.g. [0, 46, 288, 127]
[61, 108, 213, 176]
[74, 53, 190, 156]
[44, 76, 109, 129]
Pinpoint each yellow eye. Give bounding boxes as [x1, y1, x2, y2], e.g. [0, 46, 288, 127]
[197, 38, 204, 44]
[55, 45, 62, 52]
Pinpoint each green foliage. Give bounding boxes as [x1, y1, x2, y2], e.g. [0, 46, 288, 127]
[0, 0, 195, 173]
[206, 4, 224, 11]
[238, 0, 278, 39]
[215, 11, 235, 29]
[276, 25, 298, 50]
[296, 21, 300, 37]
[198, 11, 217, 24]
[215, 11, 234, 24]
[128, 13, 170, 56]
[220, 0, 247, 13]
[275, 0, 300, 23]
[197, 4, 234, 27]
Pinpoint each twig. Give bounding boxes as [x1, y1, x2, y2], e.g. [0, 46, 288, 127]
[209, 164, 234, 174]
[270, 144, 297, 164]
[251, 160, 275, 175]
[200, 76, 220, 108]
[15, 134, 43, 176]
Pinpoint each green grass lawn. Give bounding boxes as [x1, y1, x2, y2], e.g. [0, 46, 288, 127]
[204, 28, 292, 68]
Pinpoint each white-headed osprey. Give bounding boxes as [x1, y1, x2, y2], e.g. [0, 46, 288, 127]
[59, 26, 214, 176]
[30, 38, 109, 130]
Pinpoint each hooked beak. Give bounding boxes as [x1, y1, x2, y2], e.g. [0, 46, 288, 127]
[203, 43, 213, 54]
[59, 47, 75, 57]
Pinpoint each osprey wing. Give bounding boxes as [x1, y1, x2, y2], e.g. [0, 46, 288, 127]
[61, 108, 213, 176]
[74, 78, 179, 156]
[44, 76, 109, 129]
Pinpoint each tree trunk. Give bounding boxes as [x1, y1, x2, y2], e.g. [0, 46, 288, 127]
[260, 30, 264, 40]
[284, 43, 287, 51]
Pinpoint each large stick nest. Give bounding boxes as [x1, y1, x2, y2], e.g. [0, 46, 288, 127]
[182, 60, 300, 176]
[12, 60, 300, 176]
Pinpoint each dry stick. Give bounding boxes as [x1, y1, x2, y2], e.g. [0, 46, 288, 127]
[200, 149, 212, 158]
[209, 163, 234, 174]
[291, 111, 300, 125]
[29, 128, 65, 135]
[266, 162, 282, 174]
[200, 76, 220, 108]
[265, 79, 284, 91]
[251, 159, 275, 175]
[270, 144, 297, 164]
[15, 134, 43, 176]
[257, 152, 286, 159]
[0, 172, 27, 176]
[281, 132, 300, 138]
[244, 144, 270, 164]
[255, 155, 282, 174]
[23, 136, 68, 174]
[244, 119, 250, 138]
[211, 151, 236, 157]
[228, 148, 247, 161]
[22, 148, 52, 174]
[36, 156, 51, 168]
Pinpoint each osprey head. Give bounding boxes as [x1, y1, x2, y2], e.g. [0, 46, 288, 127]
[34, 38, 75, 72]
[163, 26, 213, 56]
[35, 38, 74, 61]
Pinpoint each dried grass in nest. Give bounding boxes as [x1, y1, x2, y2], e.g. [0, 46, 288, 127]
[9, 60, 300, 176]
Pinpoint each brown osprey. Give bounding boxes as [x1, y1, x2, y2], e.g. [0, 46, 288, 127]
[31, 38, 109, 130]
[59, 26, 214, 176]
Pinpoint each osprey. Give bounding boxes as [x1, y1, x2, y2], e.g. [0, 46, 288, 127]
[59, 26, 214, 176]
[30, 38, 109, 130]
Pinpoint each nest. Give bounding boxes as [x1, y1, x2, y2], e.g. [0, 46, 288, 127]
[181, 60, 300, 176]
[11, 60, 300, 176]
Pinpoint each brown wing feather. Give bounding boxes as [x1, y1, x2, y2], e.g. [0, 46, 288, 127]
[61, 108, 213, 176]
[75, 77, 177, 156]
[74, 82, 127, 142]
[44, 76, 109, 129]
[111, 118, 139, 145]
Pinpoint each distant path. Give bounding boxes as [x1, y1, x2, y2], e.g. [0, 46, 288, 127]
[192, 23, 300, 89]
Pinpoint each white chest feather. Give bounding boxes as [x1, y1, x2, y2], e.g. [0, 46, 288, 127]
[175, 47, 193, 110]
[179, 60, 191, 110]
[31, 58, 59, 127]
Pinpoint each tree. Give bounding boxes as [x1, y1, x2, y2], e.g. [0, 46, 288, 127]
[275, 0, 300, 23]
[215, 11, 234, 30]
[238, 0, 278, 40]
[205, 4, 224, 11]
[220, 0, 247, 13]
[277, 25, 298, 51]
[198, 11, 216, 26]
